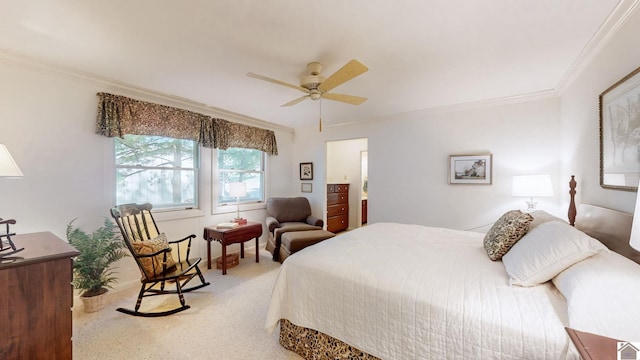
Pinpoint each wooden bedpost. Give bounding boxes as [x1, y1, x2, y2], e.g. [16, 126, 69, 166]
[568, 175, 577, 226]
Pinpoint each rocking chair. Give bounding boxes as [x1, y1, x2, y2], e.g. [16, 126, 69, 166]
[110, 203, 210, 317]
[0, 218, 23, 259]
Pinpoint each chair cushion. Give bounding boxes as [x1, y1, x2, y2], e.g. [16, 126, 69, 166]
[132, 233, 177, 277]
[273, 223, 323, 244]
[276, 222, 322, 234]
[281, 230, 335, 253]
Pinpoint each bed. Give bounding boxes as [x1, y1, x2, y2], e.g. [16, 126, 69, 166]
[265, 177, 640, 359]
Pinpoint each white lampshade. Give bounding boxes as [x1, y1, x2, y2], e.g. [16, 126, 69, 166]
[228, 182, 247, 198]
[603, 173, 626, 186]
[0, 144, 23, 178]
[512, 175, 553, 211]
[512, 175, 554, 197]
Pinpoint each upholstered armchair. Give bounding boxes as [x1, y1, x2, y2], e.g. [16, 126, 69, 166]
[265, 197, 323, 261]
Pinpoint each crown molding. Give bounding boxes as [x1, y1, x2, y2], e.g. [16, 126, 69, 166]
[312, 88, 558, 132]
[556, 0, 640, 95]
[0, 50, 294, 134]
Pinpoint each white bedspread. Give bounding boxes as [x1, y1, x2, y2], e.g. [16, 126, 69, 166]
[265, 223, 578, 359]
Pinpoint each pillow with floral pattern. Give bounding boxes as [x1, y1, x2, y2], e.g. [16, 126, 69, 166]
[132, 233, 177, 277]
[483, 210, 533, 261]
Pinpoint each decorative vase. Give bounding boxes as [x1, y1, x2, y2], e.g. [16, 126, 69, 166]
[80, 288, 108, 313]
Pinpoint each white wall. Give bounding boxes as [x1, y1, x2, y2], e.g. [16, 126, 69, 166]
[560, 8, 640, 213]
[0, 57, 293, 288]
[294, 96, 562, 231]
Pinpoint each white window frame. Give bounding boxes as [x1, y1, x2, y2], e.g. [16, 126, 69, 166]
[213, 148, 267, 215]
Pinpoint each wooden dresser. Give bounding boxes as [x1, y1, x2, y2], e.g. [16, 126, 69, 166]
[362, 199, 368, 224]
[0, 232, 79, 360]
[327, 183, 349, 233]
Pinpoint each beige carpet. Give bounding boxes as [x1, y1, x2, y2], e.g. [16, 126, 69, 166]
[73, 247, 302, 360]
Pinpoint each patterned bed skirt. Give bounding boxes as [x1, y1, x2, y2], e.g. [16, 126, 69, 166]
[279, 319, 381, 360]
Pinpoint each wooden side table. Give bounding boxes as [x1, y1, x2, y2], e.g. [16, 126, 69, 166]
[565, 327, 621, 360]
[203, 222, 263, 275]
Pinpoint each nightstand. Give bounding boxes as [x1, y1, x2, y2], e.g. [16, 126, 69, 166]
[565, 327, 621, 360]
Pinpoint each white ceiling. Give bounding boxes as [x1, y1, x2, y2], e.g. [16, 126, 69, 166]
[0, 0, 631, 129]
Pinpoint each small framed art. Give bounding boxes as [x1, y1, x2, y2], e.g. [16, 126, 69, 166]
[449, 154, 492, 185]
[301, 183, 312, 193]
[300, 162, 313, 180]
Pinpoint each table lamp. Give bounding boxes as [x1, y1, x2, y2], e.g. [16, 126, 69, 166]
[0, 144, 23, 178]
[229, 182, 247, 224]
[512, 175, 553, 211]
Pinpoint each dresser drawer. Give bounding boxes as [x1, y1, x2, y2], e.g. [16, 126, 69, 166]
[334, 184, 349, 193]
[327, 193, 348, 205]
[327, 216, 348, 233]
[327, 183, 349, 193]
[327, 204, 348, 217]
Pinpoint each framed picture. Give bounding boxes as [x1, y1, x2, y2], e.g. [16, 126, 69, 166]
[449, 154, 492, 185]
[301, 183, 312, 193]
[600, 65, 640, 192]
[300, 162, 313, 180]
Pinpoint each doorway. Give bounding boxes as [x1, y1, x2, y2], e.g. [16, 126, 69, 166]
[326, 138, 368, 231]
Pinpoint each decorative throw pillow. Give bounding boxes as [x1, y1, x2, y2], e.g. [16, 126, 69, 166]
[503, 221, 607, 287]
[132, 233, 177, 277]
[483, 210, 533, 261]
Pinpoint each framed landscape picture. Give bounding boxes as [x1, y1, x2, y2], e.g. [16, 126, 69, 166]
[449, 154, 492, 185]
[600, 65, 640, 192]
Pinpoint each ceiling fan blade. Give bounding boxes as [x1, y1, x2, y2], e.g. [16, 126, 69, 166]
[322, 92, 367, 105]
[246, 72, 308, 93]
[318, 59, 368, 93]
[281, 95, 309, 107]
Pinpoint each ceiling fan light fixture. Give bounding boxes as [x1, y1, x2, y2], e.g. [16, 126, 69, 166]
[309, 90, 322, 100]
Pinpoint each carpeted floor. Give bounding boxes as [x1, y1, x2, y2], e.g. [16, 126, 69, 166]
[72, 247, 302, 360]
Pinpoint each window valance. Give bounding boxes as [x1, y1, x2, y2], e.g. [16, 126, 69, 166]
[96, 93, 278, 155]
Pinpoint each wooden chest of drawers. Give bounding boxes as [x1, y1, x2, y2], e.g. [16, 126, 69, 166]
[0, 232, 79, 360]
[327, 183, 349, 233]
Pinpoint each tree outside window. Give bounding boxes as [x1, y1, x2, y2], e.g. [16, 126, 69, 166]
[115, 135, 198, 209]
[217, 148, 264, 205]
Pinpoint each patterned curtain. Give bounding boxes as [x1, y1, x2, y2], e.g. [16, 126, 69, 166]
[96, 93, 278, 155]
[213, 118, 278, 155]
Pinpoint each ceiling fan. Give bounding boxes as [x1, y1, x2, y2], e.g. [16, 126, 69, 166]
[247, 59, 368, 107]
[247, 59, 369, 130]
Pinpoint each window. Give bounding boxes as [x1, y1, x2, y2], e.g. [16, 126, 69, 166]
[217, 148, 265, 206]
[115, 135, 198, 209]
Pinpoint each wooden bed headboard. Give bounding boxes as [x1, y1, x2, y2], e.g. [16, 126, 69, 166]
[567, 175, 640, 264]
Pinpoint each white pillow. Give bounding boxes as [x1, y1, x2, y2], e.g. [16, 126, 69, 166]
[502, 221, 606, 287]
[528, 210, 565, 230]
[553, 250, 640, 341]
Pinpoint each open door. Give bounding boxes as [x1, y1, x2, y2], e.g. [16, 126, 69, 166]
[326, 138, 368, 231]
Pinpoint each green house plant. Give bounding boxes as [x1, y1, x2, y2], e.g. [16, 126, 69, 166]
[66, 218, 128, 312]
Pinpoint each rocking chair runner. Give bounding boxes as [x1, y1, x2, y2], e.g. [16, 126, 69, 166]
[110, 203, 210, 317]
